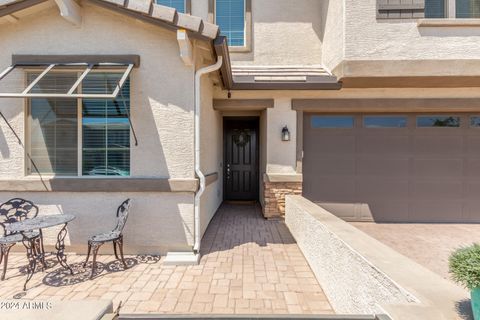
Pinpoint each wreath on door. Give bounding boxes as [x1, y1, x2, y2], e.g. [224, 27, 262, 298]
[233, 129, 251, 147]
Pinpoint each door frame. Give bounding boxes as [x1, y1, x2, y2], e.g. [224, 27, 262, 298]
[223, 116, 260, 201]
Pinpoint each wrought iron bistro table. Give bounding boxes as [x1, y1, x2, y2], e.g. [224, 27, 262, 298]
[6, 214, 76, 290]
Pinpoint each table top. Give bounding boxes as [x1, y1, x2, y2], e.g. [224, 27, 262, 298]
[6, 214, 75, 233]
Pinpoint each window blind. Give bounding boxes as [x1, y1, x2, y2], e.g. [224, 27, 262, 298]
[82, 74, 130, 176]
[28, 73, 78, 175]
[216, 0, 245, 47]
[425, 0, 446, 18]
[29, 97, 78, 175]
[456, 0, 480, 17]
[156, 0, 185, 12]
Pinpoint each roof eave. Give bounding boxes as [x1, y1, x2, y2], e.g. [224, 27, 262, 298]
[0, 0, 48, 18]
[230, 81, 343, 91]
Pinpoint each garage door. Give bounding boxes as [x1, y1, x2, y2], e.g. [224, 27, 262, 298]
[303, 113, 480, 223]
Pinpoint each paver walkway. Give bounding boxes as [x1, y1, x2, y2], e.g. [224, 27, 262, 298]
[0, 203, 333, 315]
[351, 222, 480, 287]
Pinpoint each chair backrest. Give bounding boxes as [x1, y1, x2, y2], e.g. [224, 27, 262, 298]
[0, 198, 39, 236]
[113, 199, 131, 234]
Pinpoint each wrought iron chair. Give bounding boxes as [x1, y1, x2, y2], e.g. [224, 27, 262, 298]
[84, 199, 131, 279]
[0, 198, 45, 280]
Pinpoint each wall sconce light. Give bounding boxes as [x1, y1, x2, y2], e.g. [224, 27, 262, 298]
[281, 126, 290, 141]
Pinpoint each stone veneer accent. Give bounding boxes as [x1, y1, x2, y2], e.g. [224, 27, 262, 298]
[263, 180, 302, 218]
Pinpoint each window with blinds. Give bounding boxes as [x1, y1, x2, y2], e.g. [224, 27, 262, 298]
[27, 72, 130, 177]
[456, 0, 480, 17]
[28, 72, 78, 175]
[82, 74, 130, 176]
[156, 0, 185, 12]
[425, 0, 446, 18]
[29, 97, 78, 175]
[216, 0, 246, 47]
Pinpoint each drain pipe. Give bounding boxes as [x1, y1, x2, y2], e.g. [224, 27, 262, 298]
[193, 56, 223, 253]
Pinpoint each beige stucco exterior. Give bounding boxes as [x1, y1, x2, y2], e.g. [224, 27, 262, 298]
[0, 3, 207, 254]
[0, 3, 195, 179]
[189, 0, 324, 66]
[345, 0, 480, 61]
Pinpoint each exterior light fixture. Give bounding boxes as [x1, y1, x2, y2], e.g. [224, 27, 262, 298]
[281, 126, 290, 141]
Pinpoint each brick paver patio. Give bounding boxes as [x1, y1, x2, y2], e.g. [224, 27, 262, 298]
[0, 203, 333, 315]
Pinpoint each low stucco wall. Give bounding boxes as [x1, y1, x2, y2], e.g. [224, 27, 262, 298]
[4, 191, 194, 255]
[285, 195, 469, 320]
[285, 195, 417, 315]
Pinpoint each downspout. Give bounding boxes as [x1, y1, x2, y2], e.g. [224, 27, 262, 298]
[193, 55, 223, 253]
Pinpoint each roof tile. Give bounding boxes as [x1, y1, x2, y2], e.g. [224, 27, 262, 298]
[201, 21, 220, 39]
[0, 0, 219, 40]
[102, 0, 125, 6]
[126, 0, 151, 15]
[176, 12, 202, 32]
[150, 3, 176, 23]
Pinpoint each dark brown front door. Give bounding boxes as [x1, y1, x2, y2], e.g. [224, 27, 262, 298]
[224, 118, 259, 201]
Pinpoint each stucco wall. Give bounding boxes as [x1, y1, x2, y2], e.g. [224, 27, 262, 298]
[320, 0, 345, 72]
[199, 73, 223, 237]
[266, 98, 297, 174]
[229, 0, 323, 65]
[0, 3, 195, 179]
[0, 4, 200, 254]
[345, 0, 480, 60]
[286, 195, 470, 320]
[285, 195, 418, 314]
[6, 192, 194, 254]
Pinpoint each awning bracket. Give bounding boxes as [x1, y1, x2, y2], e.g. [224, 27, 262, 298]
[22, 64, 55, 94]
[120, 88, 138, 146]
[0, 63, 134, 99]
[68, 63, 93, 95]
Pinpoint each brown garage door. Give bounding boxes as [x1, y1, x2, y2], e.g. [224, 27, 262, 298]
[303, 113, 480, 223]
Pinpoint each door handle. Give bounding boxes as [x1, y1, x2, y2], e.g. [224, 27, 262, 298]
[226, 164, 231, 179]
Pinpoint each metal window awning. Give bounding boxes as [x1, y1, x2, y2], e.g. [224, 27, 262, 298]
[0, 55, 140, 146]
[0, 55, 140, 99]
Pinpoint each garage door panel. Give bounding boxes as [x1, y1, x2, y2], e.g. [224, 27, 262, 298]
[461, 202, 480, 222]
[305, 135, 355, 155]
[311, 156, 356, 175]
[356, 178, 409, 199]
[409, 201, 463, 222]
[412, 158, 463, 177]
[304, 176, 356, 202]
[303, 113, 477, 222]
[413, 135, 463, 156]
[464, 182, 480, 199]
[465, 136, 480, 155]
[465, 159, 480, 177]
[366, 201, 410, 222]
[412, 181, 463, 200]
[357, 156, 409, 176]
[316, 202, 359, 221]
[357, 135, 410, 155]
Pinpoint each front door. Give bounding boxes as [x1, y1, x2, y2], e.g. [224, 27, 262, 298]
[224, 118, 259, 201]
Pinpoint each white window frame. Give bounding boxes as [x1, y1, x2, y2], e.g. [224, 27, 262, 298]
[430, 0, 478, 18]
[25, 68, 131, 177]
[211, 0, 252, 52]
[447, 0, 456, 18]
